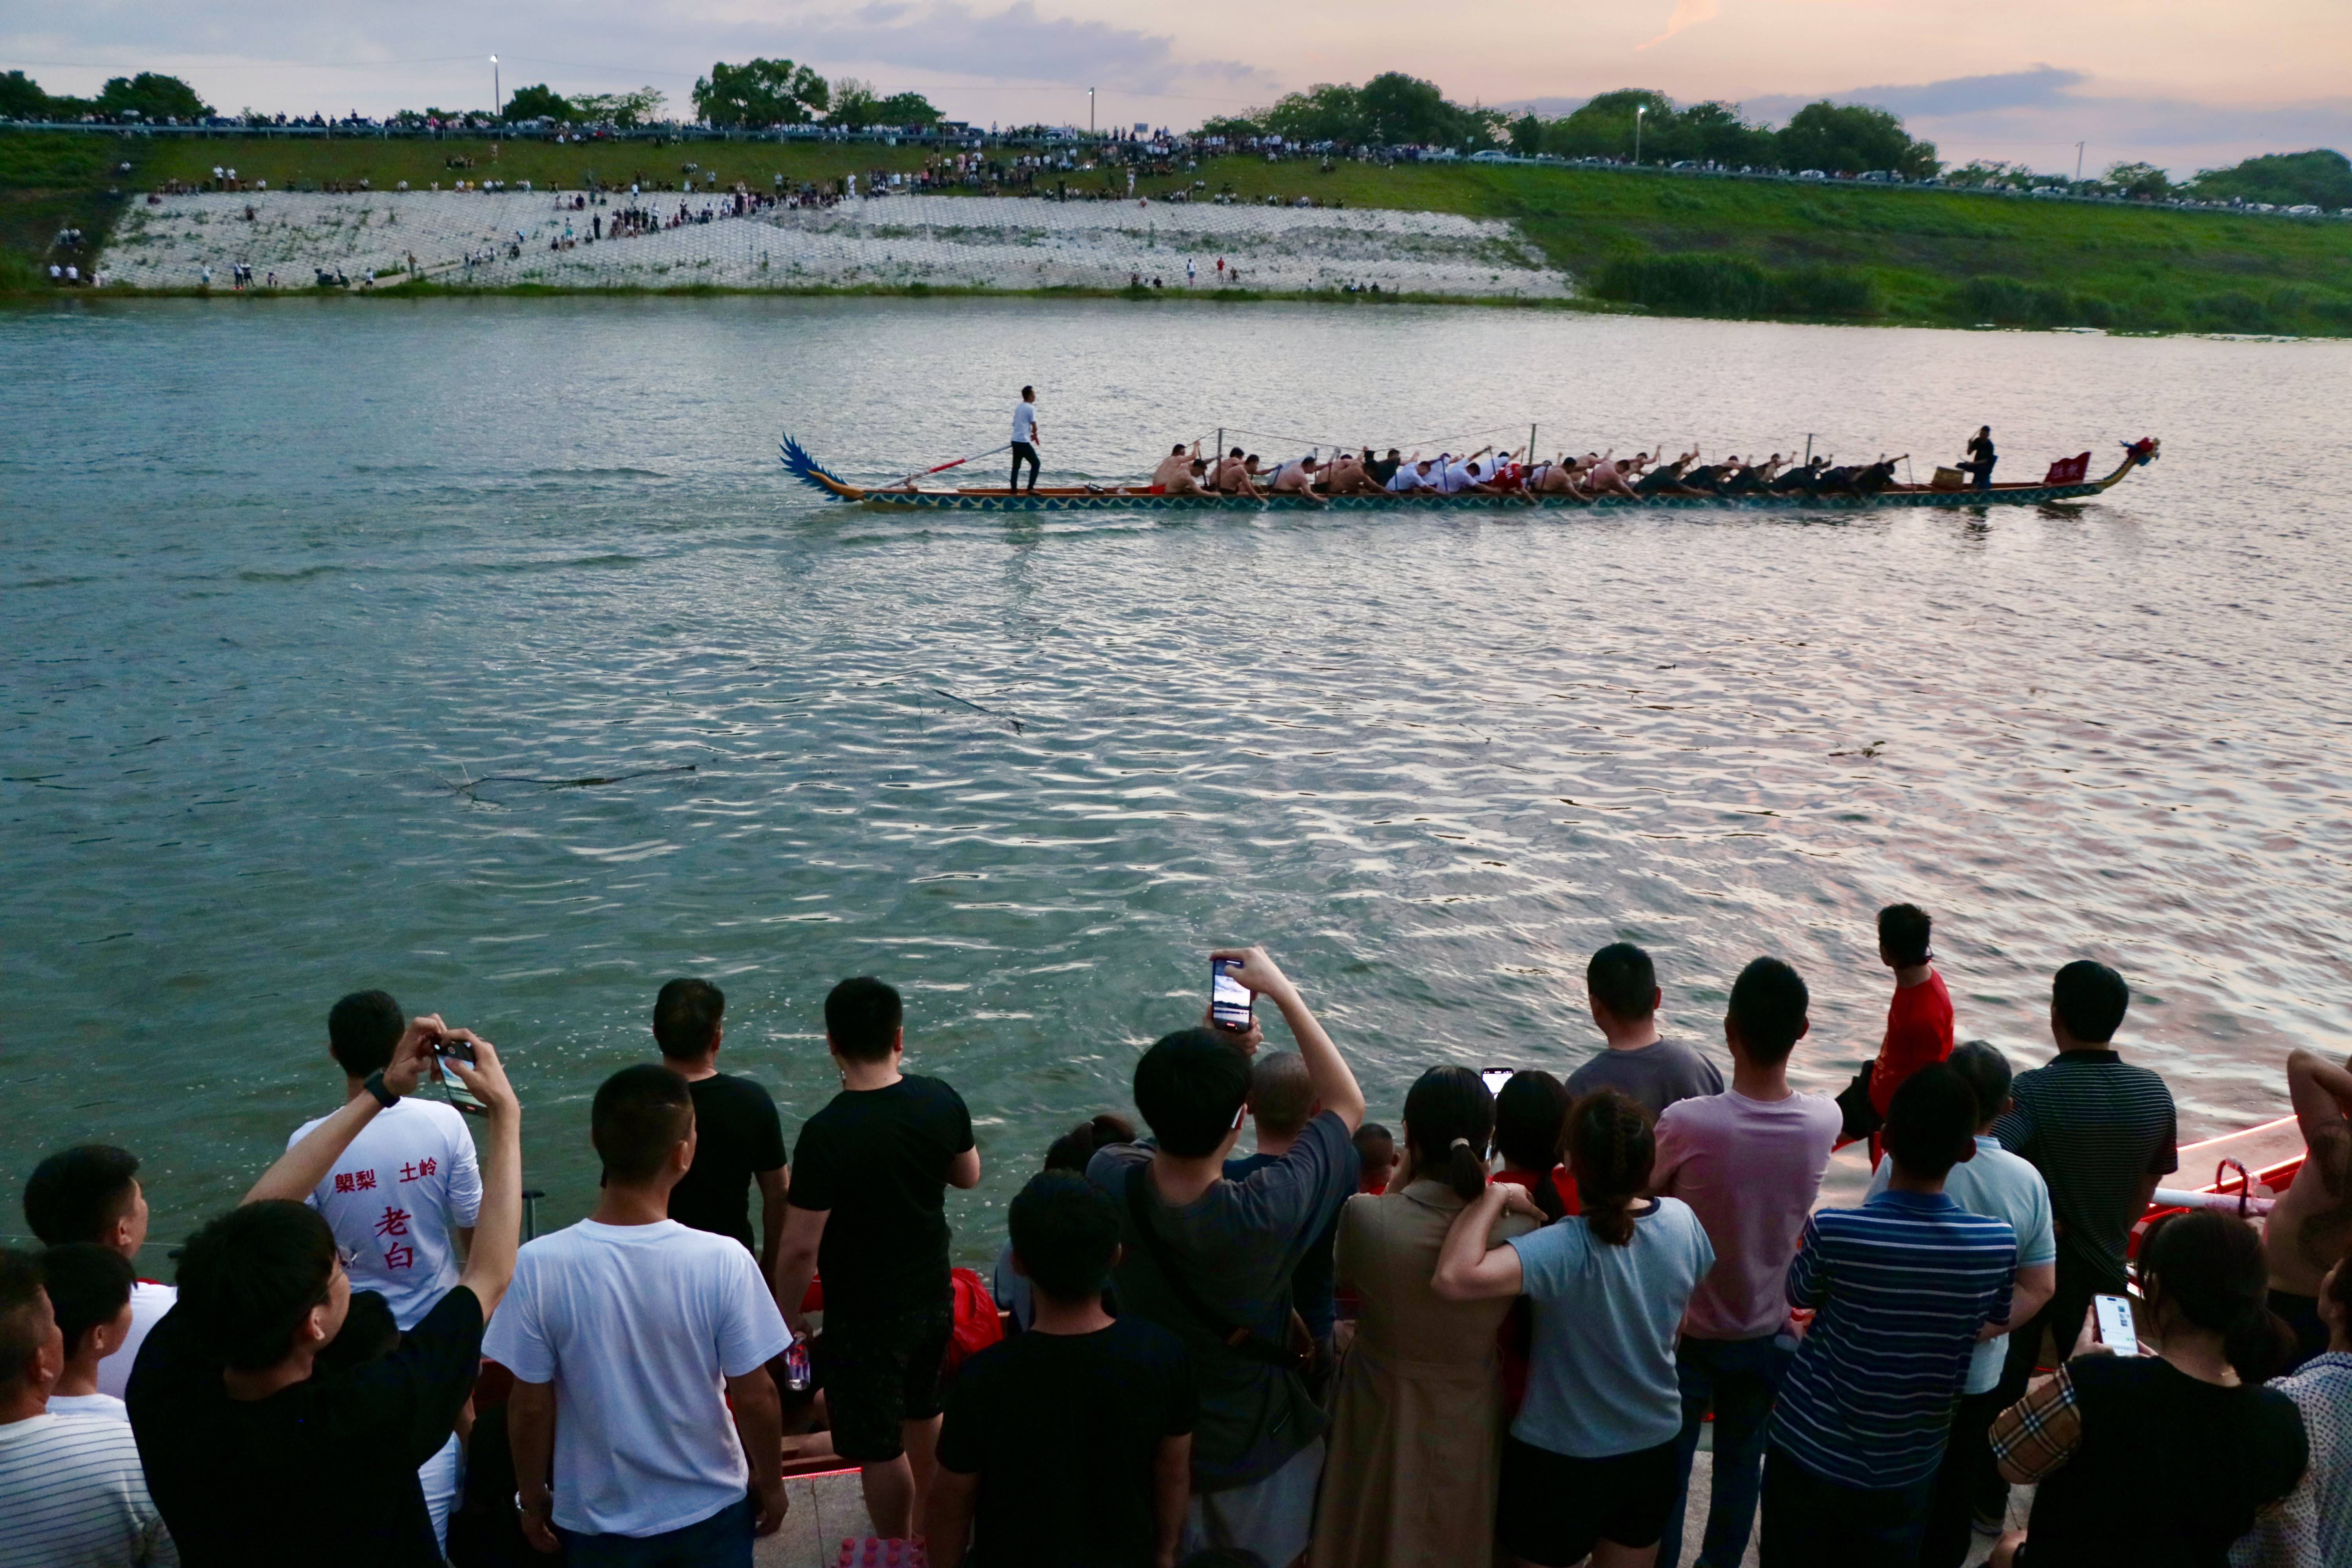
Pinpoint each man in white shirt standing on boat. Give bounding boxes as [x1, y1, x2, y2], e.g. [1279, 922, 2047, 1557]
[1011, 388, 1041, 494]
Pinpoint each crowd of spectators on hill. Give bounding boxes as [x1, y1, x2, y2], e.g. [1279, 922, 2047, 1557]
[4, 908, 2349, 1568]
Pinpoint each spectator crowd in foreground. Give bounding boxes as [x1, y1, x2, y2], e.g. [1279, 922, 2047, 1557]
[3, 907, 2349, 1568]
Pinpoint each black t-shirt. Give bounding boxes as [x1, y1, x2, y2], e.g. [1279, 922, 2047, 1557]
[935, 1318, 1197, 1568]
[789, 1073, 974, 1315]
[1365, 456, 1400, 486]
[127, 1285, 484, 1568]
[2023, 1355, 2308, 1568]
[667, 1070, 789, 1254]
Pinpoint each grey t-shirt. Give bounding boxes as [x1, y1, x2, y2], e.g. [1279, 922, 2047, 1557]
[1086, 1111, 1359, 1490]
[1565, 1037, 1725, 1118]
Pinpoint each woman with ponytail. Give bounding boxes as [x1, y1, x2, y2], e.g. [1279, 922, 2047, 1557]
[1435, 1090, 1715, 1568]
[1307, 1067, 1532, 1568]
[1988, 1208, 2310, 1568]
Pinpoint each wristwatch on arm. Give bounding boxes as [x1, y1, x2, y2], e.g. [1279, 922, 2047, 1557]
[363, 1070, 400, 1108]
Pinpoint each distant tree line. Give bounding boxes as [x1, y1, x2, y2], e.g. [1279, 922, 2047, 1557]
[0, 70, 211, 123]
[1195, 74, 2352, 203]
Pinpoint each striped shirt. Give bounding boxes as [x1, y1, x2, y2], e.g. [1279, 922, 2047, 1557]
[1992, 1049, 2177, 1287]
[0, 1410, 176, 1567]
[1768, 1190, 2016, 1490]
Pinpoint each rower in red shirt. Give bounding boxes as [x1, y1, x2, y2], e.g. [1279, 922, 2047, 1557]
[1868, 902, 1953, 1161]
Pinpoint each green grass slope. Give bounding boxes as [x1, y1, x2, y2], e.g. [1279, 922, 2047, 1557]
[5, 130, 2349, 334]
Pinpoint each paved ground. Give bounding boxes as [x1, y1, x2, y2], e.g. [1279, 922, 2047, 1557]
[754, 1471, 875, 1568]
[746, 1450, 2027, 1567]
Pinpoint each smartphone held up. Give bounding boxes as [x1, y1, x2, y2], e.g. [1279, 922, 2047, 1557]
[433, 1033, 485, 1114]
[1210, 957, 1254, 1031]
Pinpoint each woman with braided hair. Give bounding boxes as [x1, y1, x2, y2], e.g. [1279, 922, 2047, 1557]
[1987, 1207, 2309, 1568]
[1435, 1089, 1715, 1568]
[1307, 1067, 1533, 1568]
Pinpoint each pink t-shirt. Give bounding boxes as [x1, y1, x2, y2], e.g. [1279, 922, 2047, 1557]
[1651, 1087, 1842, 1340]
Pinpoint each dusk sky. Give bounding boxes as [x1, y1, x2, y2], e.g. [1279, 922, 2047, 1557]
[9, 0, 2349, 174]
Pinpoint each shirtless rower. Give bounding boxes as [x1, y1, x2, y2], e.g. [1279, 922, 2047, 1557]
[1148, 441, 1200, 493]
[1322, 449, 1370, 495]
[1527, 456, 1590, 501]
[1270, 455, 1329, 505]
[1584, 451, 1641, 500]
[2268, 1049, 2352, 1368]
[1214, 447, 1264, 497]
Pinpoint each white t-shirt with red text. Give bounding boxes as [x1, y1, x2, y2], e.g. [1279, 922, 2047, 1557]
[287, 1097, 482, 1328]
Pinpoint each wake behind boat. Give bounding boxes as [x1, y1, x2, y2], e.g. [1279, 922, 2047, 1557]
[781, 432, 2160, 512]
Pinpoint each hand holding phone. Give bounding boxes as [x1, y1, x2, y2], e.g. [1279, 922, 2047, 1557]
[433, 1029, 486, 1112]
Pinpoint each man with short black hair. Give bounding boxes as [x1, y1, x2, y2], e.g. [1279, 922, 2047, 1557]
[1982, 959, 2176, 1521]
[487, 1063, 791, 1561]
[773, 977, 980, 1540]
[653, 978, 789, 1278]
[1866, 1042, 2054, 1568]
[40, 1243, 136, 1421]
[1225, 1051, 1343, 1378]
[129, 1024, 523, 1568]
[1087, 947, 1363, 1568]
[288, 991, 484, 1330]
[1566, 942, 1724, 1116]
[1652, 957, 1842, 1568]
[21, 1145, 174, 1401]
[0, 1247, 174, 1567]
[1011, 386, 1040, 492]
[1866, 904, 1954, 1132]
[927, 1172, 1196, 1568]
[1760, 1064, 2016, 1567]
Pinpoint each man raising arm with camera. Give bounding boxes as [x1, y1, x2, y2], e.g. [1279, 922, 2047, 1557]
[129, 1018, 524, 1568]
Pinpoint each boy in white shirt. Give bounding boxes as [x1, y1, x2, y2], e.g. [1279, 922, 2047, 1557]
[20, 1146, 175, 1400]
[486, 1064, 791, 1559]
[36, 1245, 135, 1421]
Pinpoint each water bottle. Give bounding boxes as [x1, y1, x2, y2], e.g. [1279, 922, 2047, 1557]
[783, 1335, 812, 1393]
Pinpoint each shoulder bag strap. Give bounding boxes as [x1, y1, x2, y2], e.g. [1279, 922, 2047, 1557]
[1123, 1165, 1294, 1367]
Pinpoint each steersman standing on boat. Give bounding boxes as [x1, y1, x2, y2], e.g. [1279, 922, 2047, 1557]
[1011, 387, 1041, 495]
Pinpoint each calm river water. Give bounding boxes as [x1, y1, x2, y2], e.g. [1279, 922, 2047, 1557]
[4, 296, 2348, 1257]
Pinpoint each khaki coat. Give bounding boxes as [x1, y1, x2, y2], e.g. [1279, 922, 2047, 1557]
[1307, 1178, 1535, 1568]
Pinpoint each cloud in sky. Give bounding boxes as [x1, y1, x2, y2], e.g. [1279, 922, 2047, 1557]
[1636, 0, 1721, 52]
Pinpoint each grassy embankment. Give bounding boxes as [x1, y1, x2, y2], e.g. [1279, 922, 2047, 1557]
[6, 130, 2350, 333]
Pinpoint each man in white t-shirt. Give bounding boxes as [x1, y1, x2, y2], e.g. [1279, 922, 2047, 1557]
[485, 1064, 791, 1559]
[0, 1248, 174, 1567]
[290, 991, 484, 1332]
[20, 1146, 175, 1401]
[1010, 387, 1040, 493]
[1650, 957, 1842, 1568]
[1866, 1041, 2054, 1568]
[289, 990, 485, 1552]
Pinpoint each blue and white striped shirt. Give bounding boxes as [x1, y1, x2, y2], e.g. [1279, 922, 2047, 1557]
[1768, 1189, 2016, 1490]
[0, 1409, 175, 1567]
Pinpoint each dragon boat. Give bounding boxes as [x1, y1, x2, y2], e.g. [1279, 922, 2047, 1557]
[781, 434, 2160, 513]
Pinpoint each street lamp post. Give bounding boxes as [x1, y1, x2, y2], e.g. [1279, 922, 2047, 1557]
[1634, 103, 1645, 165]
[490, 55, 501, 118]
[1089, 87, 1095, 137]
